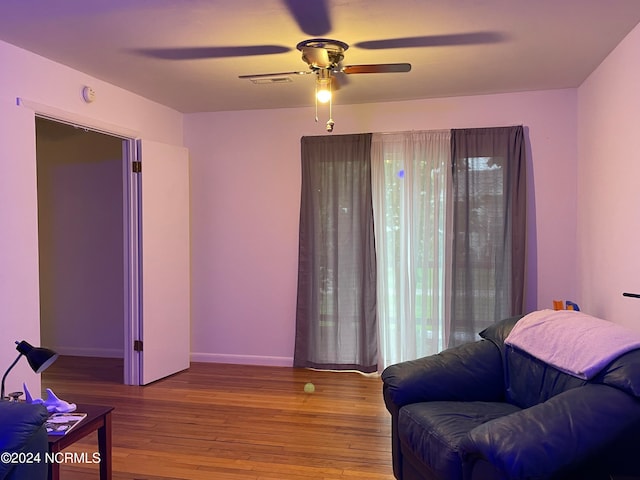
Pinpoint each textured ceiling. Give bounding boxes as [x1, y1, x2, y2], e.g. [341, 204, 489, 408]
[1, 0, 639, 113]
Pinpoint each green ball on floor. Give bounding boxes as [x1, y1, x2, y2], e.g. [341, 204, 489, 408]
[304, 382, 315, 393]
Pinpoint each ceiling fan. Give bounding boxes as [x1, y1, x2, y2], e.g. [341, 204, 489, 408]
[238, 38, 412, 80]
[238, 38, 412, 132]
[133, 1, 503, 131]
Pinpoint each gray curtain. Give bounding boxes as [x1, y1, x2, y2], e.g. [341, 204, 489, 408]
[294, 133, 378, 372]
[448, 126, 527, 346]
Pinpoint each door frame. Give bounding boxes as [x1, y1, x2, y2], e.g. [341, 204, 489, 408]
[123, 138, 141, 385]
[19, 98, 142, 385]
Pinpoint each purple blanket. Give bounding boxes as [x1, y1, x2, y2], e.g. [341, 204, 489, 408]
[505, 309, 640, 379]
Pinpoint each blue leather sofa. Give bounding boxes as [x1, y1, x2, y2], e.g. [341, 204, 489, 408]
[0, 401, 49, 480]
[382, 314, 640, 480]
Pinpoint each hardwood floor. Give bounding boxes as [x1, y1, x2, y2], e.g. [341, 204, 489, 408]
[42, 356, 395, 480]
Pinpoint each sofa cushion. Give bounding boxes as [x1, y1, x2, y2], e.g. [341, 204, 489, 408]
[478, 315, 523, 347]
[505, 346, 587, 408]
[505, 310, 640, 380]
[479, 315, 586, 408]
[398, 401, 521, 480]
[594, 348, 640, 398]
[480, 313, 640, 407]
[461, 384, 640, 480]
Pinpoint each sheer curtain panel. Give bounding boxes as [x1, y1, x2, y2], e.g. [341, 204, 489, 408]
[449, 126, 527, 346]
[294, 134, 378, 373]
[371, 131, 451, 368]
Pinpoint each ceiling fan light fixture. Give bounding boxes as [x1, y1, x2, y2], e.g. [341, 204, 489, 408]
[235, 37, 411, 131]
[314, 68, 334, 131]
[316, 87, 331, 103]
[316, 69, 332, 103]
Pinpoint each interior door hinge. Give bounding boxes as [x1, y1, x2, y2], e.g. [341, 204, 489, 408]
[133, 340, 143, 352]
[132, 161, 142, 173]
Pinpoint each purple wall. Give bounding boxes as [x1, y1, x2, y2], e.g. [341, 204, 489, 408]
[185, 88, 579, 365]
[577, 23, 640, 328]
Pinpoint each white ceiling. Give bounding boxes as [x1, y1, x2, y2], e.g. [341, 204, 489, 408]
[1, 0, 639, 114]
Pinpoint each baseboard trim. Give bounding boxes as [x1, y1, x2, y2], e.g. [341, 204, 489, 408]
[190, 352, 293, 367]
[52, 346, 123, 358]
[50, 348, 293, 366]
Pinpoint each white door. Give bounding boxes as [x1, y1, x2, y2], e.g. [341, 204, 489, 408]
[136, 139, 190, 385]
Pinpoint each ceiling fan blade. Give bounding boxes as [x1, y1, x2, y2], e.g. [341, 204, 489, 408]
[343, 63, 412, 74]
[354, 32, 505, 50]
[282, 0, 332, 36]
[238, 71, 311, 79]
[331, 71, 349, 90]
[133, 45, 290, 60]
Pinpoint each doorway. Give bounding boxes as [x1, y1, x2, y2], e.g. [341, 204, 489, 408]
[29, 104, 191, 388]
[35, 117, 127, 382]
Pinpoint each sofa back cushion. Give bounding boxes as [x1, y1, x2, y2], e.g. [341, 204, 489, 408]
[593, 348, 640, 397]
[505, 310, 640, 380]
[504, 346, 587, 408]
[481, 313, 640, 408]
[480, 315, 586, 408]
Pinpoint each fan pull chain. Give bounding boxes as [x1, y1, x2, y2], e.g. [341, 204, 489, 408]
[314, 82, 319, 123]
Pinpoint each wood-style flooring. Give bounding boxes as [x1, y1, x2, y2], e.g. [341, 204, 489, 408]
[41, 356, 395, 480]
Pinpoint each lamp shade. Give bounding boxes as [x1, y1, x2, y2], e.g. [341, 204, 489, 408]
[2, 340, 59, 400]
[15, 340, 59, 373]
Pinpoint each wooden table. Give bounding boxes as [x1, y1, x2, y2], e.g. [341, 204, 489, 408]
[47, 404, 114, 480]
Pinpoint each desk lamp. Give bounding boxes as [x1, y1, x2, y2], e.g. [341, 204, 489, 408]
[1, 340, 58, 400]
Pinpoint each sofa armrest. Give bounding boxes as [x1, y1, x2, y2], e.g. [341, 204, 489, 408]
[461, 384, 640, 479]
[0, 402, 49, 480]
[381, 339, 504, 408]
